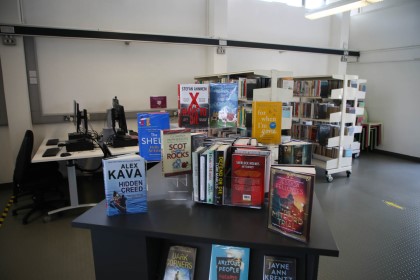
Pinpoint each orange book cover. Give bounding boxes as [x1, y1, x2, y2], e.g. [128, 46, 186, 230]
[251, 101, 282, 145]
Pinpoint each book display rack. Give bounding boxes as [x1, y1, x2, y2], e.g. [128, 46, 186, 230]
[72, 162, 338, 280]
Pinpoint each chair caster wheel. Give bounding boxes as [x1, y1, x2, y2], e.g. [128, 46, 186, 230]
[346, 171, 352, 177]
[326, 175, 333, 183]
[43, 215, 52, 223]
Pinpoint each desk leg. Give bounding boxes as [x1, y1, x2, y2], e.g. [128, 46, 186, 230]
[47, 160, 96, 216]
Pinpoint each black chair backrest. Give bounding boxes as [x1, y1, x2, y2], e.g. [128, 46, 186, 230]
[13, 130, 34, 185]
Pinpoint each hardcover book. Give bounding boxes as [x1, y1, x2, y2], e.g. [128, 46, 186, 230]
[192, 146, 207, 202]
[150, 96, 167, 109]
[263, 255, 296, 280]
[214, 144, 231, 205]
[161, 128, 192, 177]
[137, 112, 170, 161]
[252, 101, 282, 145]
[209, 83, 239, 128]
[278, 140, 312, 165]
[230, 151, 268, 208]
[102, 154, 147, 216]
[163, 245, 197, 280]
[178, 84, 210, 128]
[209, 244, 250, 280]
[268, 165, 315, 243]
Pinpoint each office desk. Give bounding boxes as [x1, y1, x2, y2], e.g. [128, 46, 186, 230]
[32, 139, 105, 216]
[106, 145, 138, 156]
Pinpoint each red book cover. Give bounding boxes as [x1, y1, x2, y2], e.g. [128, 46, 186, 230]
[178, 84, 209, 128]
[268, 165, 315, 243]
[230, 153, 266, 208]
[150, 96, 167, 109]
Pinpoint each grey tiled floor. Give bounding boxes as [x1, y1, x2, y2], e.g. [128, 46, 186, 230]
[0, 152, 419, 280]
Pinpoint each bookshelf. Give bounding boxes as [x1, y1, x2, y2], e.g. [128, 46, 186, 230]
[72, 162, 338, 280]
[291, 74, 365, 182]
[194, 70, 294, 131]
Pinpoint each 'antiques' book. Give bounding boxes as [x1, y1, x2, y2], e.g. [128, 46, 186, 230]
[268, 164, 315, 243]
[137, 112, 170, 161]
[263, 255, 296, 280]
[102, 154, 147, 216]
[209, 244, 250, 280]
[251, 101, 282, 145]
[178, 84, 210, 128]
[161, 128, 192, 177]
[209, 83, 239, 128]
[163, 245, 197, 280]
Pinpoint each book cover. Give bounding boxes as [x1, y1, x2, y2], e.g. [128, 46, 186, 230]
[278, 141, 312, 165]
[102, 154, 147, 216]
[230, 152, 267, 208]
[209, 244, 250, 280]
[263, 256, 296, 280]
[268, 165, 315, 243]
[163, 245, 197, 280]
[209, 83, 239, 128]
[178, 84, 210, 128]
[161, 128, 192, 177]
[252, 101, 282, 145]
[206, 143, 220, 204]
[150, 96, 167, 109]
[137, 112, 170, 161]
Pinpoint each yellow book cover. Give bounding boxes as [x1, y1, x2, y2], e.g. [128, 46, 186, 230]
[251, 101, 282, 145]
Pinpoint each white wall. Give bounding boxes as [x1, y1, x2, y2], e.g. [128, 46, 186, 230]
[0, 0, 347, 183]
[347, 0, 420, 157]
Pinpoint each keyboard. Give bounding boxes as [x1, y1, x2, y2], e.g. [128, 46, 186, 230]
[42, 147, 61, 157]
[46, 138, 59, 146]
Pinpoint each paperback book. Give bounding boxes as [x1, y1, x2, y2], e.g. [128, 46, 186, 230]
[178, 84, 210, 128]
[137, 112, 170, 161]
[263, 255, 296, 280]
[161, 128, 192, 177]
[268, 165, 315, 243]
[163, 245, 197, 280]
[209, 244, 250, 280]
[102, 154, 147, 216]
[209, 83, 239, 128]
[252, 101, 282, 145]
[278, 140, 312, 165]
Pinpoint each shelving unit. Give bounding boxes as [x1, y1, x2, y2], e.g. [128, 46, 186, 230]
[194, 70, 294, 131]
[291, 74, 365, 182]
[72, 162, 339, 280]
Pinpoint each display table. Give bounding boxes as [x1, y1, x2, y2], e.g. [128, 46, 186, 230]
[72, 164, 338, 280]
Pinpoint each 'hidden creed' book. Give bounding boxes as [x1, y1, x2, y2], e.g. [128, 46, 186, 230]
[102, 154, 147, 216]
[163, 245, 197, 280]
[160, 128, 192, 177]
[268, 164, 315, 243]
[209, 244, 250, 280]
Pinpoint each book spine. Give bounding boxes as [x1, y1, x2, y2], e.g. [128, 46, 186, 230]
[199, 154, 207, 202]
[192, 150, 199, 202]
[206, 149, 214, 204]
[214, 150, 224, 205]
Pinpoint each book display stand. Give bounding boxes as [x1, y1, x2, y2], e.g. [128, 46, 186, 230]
[72, 162, 338, 280]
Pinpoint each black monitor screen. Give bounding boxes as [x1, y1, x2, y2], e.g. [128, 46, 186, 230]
[111, 96, 128, 135]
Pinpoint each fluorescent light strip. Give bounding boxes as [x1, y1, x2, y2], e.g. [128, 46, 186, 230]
[305, 0, 383, 20]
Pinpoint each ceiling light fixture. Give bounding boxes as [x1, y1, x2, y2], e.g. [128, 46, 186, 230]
[305, 0, 383, 20]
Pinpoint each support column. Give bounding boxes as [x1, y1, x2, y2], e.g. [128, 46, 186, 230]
[207, 0, 228, 74]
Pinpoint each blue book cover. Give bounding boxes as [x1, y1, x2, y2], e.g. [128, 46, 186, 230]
[102, 154, 147, 216]
[209, 83, 239, 128]
[209, 244, 250, 280]
[137, 112, 170, 161]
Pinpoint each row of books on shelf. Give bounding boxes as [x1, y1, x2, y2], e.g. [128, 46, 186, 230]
[103, 136, 316, 243]
[163, 244, 296, 280]
[292, 79, 344, 98]
[178, 83, 284, 145]
[291, 123, 357, 146]
[291, 101, 358, 119]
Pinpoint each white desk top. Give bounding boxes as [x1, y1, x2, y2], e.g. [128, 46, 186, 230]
[32, 138, 105, 163]
[106, 145, 138, 156]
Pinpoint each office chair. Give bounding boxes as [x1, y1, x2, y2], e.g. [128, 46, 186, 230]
[12, 130, 67, 224]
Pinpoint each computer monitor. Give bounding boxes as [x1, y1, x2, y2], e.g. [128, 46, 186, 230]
[111, 96, 128, 136]
[73, 100, 88, 134]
